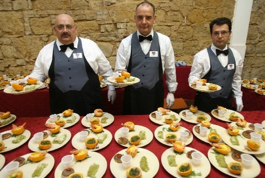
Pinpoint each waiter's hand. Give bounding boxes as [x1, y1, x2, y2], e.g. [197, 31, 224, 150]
[166, 93, 175, 108]
[107, 85, 116, 104]
[235, 97, 243, 112]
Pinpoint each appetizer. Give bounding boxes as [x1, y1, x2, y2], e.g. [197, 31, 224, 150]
[246, 140, 260, 151]
[28, 151, 47, 162]
[126, 167, 142, 178]
[94, 109, 103, 117]
[169, 122, 181, 131]
[227, 123, 239, 136]
[85, 137, 98, 149]
[212, 143, 231, 155]
[6, 170, 23, 178]
[208, 132, 221, 143]
[70, 149, 88, 161]
[11, 122, 26, 135]
[123, 121, 135, 131]
[189, 105, 198, 113]
[173, 141, 185, 153]
[39, 139, 52, 150]
[129, 135, 141, 145]
[228, 162, 243, 175]
[208, 83, 218, 90]
[177, 162, 192, 176]
[165, 133, 177, 142]
[27, 77, 38, 84]
[126, 145, 138, 157]
[62, 109, 73, 117]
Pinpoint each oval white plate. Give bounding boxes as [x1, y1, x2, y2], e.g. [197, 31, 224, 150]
[81, 112, 114, 128]
[161, 147, 211, 178]
[179, 109, 211, 124]
[189, 82, 221, 93]
[211, 109, 244, 122]
[54, 151, 107, 178]
[71, 128, 112, 151]
[0, 129, 31, 153]
[110, 148, 159, 178]
[154, 125, 193, 146]
[45, 113, 80, 129]
[0, 114, 16, 128]
[0, 154, 5, 170]
[28, 128, 71, 152]
[208, 147, 261, 177]
[107, 76, 140, 87]
[149, 110, 181, 125]
[3, 81, 44, 95]
[0, 152, 54, 178]
[114, 125, 153, 147]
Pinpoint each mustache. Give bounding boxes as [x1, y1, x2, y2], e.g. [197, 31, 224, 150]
[61, 32, 70, 37]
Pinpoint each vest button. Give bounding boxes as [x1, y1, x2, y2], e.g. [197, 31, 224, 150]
[145, 57, 147, 59]
[69, 77, 71, 79]
[69, 68, 71, 70]
[223, 78, 225, 80]
[69, 85, 72, 88]
[142, 74, 145, 77]
[144, 65, 146, 68]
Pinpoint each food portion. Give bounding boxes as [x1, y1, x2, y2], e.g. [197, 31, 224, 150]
[6, 170, 23, 178]
[140, 156, 149, 172]
[126, 145, 138, 157]
[87, 163, 99, 177]
[236, 118, 247, 127]
[90, 118, 100, 125]
[0, 140, 5, 151]
[201, 120, 211, 128]
[226, 123, 239, 136]
[94, 109, 103, 117]
[129, 135, 141, 145]
[227, 162, 243, 175]
[229, 112, 239, 121]
[208, 83, 218, 90]
[208, 132, 221, 143]
[197, 114, 207, 123]
[173, 141, 185, 153]
[61, 167, 75, 178]
[45, 123, 60, 134]
[198, 79, 207, 85]
[12, 83, 25, 91]
[91, 124, 103, 133]
[123, 121, 135, 131]
[85, 137, 98, 149]
[31, 163, 48, 177]
[27, 77, 38, 84]
[70, 149, 88, 161]
[11, 122, 26, 135]
[165, 133, 177, 142]
[13, 157, 26, 167]
[157, 107, 170, 115]
[169, 122, 181, 131]
[246, 140, 260, 151]
[68, 172, 84, 178]
[212, 143, 231, 155]
[0, 111, 10, 119]
[62, 109, 73, 117]
[55, 118, 66, 127]
[126, 167, 142, 178]
[27, 151, 47, 162]
[189, 105, 198, 113]
[177, 162, 192, 176]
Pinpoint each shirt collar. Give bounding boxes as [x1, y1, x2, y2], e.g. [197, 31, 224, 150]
[56, 37, 78, 50]
[211, 44, 228, 55]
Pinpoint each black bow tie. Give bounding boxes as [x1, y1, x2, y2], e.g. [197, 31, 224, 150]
[139, 35, 152, 42]
[216, 49, 229, 56]
[60, 43, 75, 52]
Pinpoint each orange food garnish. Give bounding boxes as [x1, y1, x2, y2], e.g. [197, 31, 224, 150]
[121, 71, 131, 78]
[208, 132, 221, 143]
[197, 114, 207, 123]
[236, 118, 247, 127]
[55, 118, 66, 126]
[126, 167, 142, 178]
[201, 120, 211, 128]
[70, 149, 88, 161]
[123, 121, 135, 131]
[115, 76, 125, 83]
[27, 77, 38, 84]
[0, 141, 5, 151]
[212, 143, 231, 154]
[198, 79, 207, 85]
[46, 123, 60, 134]
[91, 124, 103, 133]
[164, 116, 173, 124]
[94, 109, 103, 117]
[165, 133, 177, 142]
[227, 123, 239, 136]
[90, 118, 100, 125]
[126, 145, 138, 157]
[28, 151, 47, 162]
[177, 162, 192, 176]
[85, 137, 98, 149]
[229, 112, 239, 121]
[62, 109, 73, 117]
[129, 135, 141, 145]
[247, 140, 260, 151]
[39, 140, 52, 150]
[157, 107, 169, 115]
[173, 141, 185, 153]
[0, 111, 11, 119]
[228, 162, 243, 175]
[189, 105, 198, 113]
[169, 122, 181, 131]
[98, 75, 103, 82]
[208, 83, 217, 90]
[6, 170, 23, 178]
[11, 122, 26, 135]
[12, 83, 24, 91]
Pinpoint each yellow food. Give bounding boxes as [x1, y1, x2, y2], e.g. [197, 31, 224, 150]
[208, 83, 218, 90]
[27, 77, 38, 84]
[157, 107, 170, 115]
[68, 172, 84, 178]
[11, 122, 26, 135]
[90, 118, 100, 125]
[164, 116, 173, 124]
[46, 124, 60, 134]
[94, 109, 103, 117]
[229, 112, 239, 121]
[6, 170, 23, 178]
[173, 141, 185, 153]
[0, 141, 5, 151]
[85, 137, 98, 149]
[126, 145, 138, 157]
[208, 132, 221, 143]
[228, 162, 243, 175]
[62, 109, 73, 117]
[177, 162, 192, 176]
[55, 118, 65, 126]
[247, 140, 260, 151]
[12, 83, 24, 91]
[70, 149, 88, 161]
[129, 135, 141, 145]
[91, 124, 103, 133]
[115, 76, 125, 83]
[201, 120, 211, 128]
[169, 122, 181, 131]
[198, 79, 207, 85]
[197, 114, 207, 123]
[212, 143, 231, 155]
[189, 105, 198, 113]
[165, 133, 177, 142]
[121, 71, 131, 78]
[39, 140, 52, 150]
[28, 151, 47, 162]
[0, 111, 11, 119]
[123, 121, 135, 131]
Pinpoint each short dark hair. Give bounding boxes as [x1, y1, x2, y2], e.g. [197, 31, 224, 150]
[136, 1, 155, 15]
[209, 17, 232, 34]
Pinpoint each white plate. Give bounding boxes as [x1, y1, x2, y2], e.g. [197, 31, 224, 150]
[262, 120, 265, 128]
[0, 129, 31, 153]
[179, 109, 211, 124]
[0, 114, 16, 128]
[0, 152, 54, 177]
[28, 128, 71, 152]
[192, 123, 226, 144]
[154, 125, 193, 146]
[255, 153, 265, 164]
[71, 128, 112, 151]
[114, 125, 153, 147]
[3, 81, 44, 95]
[107, 76, 140, 87]
[110, 148, 159, 178]
[46, 113, 80, 129]
[211, 109, 244, 122]
[219, 128, 265, 155]
[242, 83, 257, 90]
[81, 112, 114, 128]
[0, 154, 5, 170]
[54, 151, 107, 178]
[149, 111, 181, 125]
[161, 147, 211, 178]
[189, 82, 221, 93]
[207, 147, 261, 178]
[255, 88, 265, 95]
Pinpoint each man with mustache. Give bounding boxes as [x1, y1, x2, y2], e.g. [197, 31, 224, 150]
[28, 14, 116, 115]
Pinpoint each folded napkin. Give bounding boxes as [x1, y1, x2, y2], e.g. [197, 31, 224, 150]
[175, 61, 187, 66]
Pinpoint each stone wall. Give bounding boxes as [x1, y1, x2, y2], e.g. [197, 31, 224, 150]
[0, 0, 264, 79]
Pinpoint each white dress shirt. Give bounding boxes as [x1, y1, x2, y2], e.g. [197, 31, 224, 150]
[115, 30, 178, 93]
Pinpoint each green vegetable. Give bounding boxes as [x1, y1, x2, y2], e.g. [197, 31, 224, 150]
[87, 163, 99, 178]
[215, 154, 227, 168]
[12, 134, 26, 144]
[170, 115, 178, 121]
[0, 116, 15, 126]
[100, 117, 108, 123]
[167, 155, 177, 167]
[66, 116, 76, 123]
[140, 156, 149, 172]
[98, 133, 107, 144]
[32, 163, 48, 177]
[25, 85, 36, 91]
[53, 133, 67, 144]
[139, 130, 146, 140]
[157, 131, 164, 139]
[126, 77, 135, 82]
[230, 136, 240, 145]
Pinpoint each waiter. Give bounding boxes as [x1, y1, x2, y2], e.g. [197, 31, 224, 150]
[28, 14, 116, 115]
[115, 1, 177, 114]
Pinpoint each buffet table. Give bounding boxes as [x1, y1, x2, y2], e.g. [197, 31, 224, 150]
[0, 111, 264, 178]
[242, 87, 265, 111]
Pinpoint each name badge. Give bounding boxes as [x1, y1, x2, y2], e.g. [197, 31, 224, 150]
[149, 51, 158, 57]
[227, 64, 234, 70]
[73, 53, 82, 59]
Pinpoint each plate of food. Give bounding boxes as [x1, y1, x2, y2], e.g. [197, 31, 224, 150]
[255, 153, 265, 164]
[114, 124, 153, 147]
[107, 71, 140, 87]
[54, 151, 107, 178]
[255, 88, 265, 95]
[192, 123, 226, 144]
[0, 112, 16, 128]
[179, 109, 211, 124]
[110, 147, 159, 178]
[4, 80, 44, 95]
[45, 112, 80, 129]
[0, 154, 5, 170]
[207, 147, 261, 178]
[28, 128, 71, 152]
[0, 80, 10, 90]
[189, 82, 221, 93]
[149, 107, 181, 125]
[161, 147, 211, 178]
[154, 124, 193, 146]
[211, 107, 244, 122]
[71, 128, 112, 151]
[0, 152, 54, 178]
[242, 83, 258, 90]
[81, 110, 114, 128]
[0, 128, 31, 153]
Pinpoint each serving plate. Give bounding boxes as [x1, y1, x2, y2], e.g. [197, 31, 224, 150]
[0, 129, 31, 153]
[211, 109, 244, 122]
[107, 76, 140, 87]
[179, 109, 211, 124]
[46, 113, 80, 129]
[4, 81, 44, 95]
[110, 148, 159, 178]
[255, 88, 265, 95]
[0, 114, 16, 128]
[81, 112, 114, 128]
[54, 151, 107, 178]
[154, 125, 193, 146]
[114, 125, 153, 147]
[71, 128, 112, 151]
[189, 82, 221, 93]
[149, 110, 181, 125]
[161, 147, 211, 178]
[0, 154, 5, 170]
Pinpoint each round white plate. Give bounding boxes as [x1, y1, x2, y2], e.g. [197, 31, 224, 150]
[71, 128, 112, 151]
[0, 114, 16, 128]
[242, 83, 257, 90]
[255, 153, 265, 164]
[28, 128, 71, 152]
[3, 81, 44, 95]
[107, 76, 140, 87]
[154, 125, 193, 146]
[189, 82, 221, 93]
[262, 120, 265, 128]
[81, 112, 114, 128]
[54, 151, 107, 178]
[0, 152, 54, 178]
[255, 88, 265, 95]
[114, 125, 153, 147]
[211, 109, 244, 122]
[208, 147, 261, 178]
[219, 128, 265, 155]
[161, 147, 211, 178]
[0, 154, 5, 170]
[110, 148, 159, 178]
[0, 129, 31, 153]
[192, 123, 226, 144]
[46, 113, 80, 129]
[149, 110, 181, 125]
[179, 109, 211, 124]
